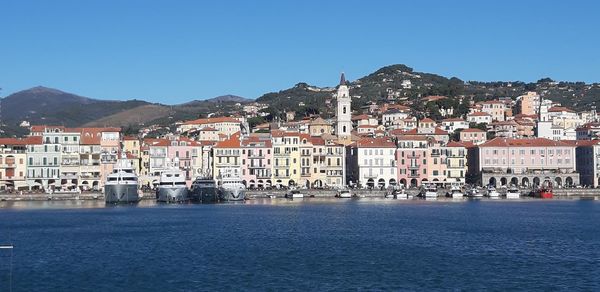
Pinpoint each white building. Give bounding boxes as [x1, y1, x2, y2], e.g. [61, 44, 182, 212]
[441, 118, 469, 133]
[467, 112, 492, 125]
[355, 137, 397, 189]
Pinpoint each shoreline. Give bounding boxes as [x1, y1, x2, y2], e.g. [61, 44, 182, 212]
[1, 188, 599, 202]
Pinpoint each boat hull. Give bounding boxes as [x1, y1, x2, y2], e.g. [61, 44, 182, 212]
[157, 187, 189, 203]
[105, 184, 139, 204]
[219, 188, 245, 202]
[190, 187, 219, 203]
[506, 192, 520, 199]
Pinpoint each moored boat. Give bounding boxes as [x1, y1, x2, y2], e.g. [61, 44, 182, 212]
[421, 183, 438, 200]
[156, 158, 188, 203]
[337, 189, 352, 198]
[446, 183, 464, 199]
[486, 185, 500, 198]
[218, 168, 246, 202]
[506, 186, 521, 199]
[190, 174, 218, 203]
[104, 153, 139, 204]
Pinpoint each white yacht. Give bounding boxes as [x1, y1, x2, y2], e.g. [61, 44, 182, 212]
[486, 185, 500, 198]
[467, 186, 484, 198]
[104, 153, 139, 204]
[337, 189, 353, 198]
[218, 168, 246, 202]
[286, 189, 305, 199]
[506, 186, 521, 199]
[421, 183, 438, 200]
[156, 158, 188, 203]
[447, 183, 464, 199]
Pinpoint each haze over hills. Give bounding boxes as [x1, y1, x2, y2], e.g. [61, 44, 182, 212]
[2, 64, 600, 137]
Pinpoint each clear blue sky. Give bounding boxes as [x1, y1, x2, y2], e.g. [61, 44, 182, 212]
[1, 0, 599, 104]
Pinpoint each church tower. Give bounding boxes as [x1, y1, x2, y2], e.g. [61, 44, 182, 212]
[336, 73, 352, 140]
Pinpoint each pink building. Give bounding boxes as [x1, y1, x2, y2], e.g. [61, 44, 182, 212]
[165, 136, 204, 184]
[460, 128, 487, 145]
[477, 137, 579, 187]
[396, 135, 429, 187]
[241, 135, 272, 189]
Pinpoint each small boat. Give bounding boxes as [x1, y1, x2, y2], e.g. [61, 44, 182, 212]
[446, 183, 464, 199]
[486, 186, 500, 198]
[421, 183, 438, 200]
[286, 189, 304, 199]
[337, 189, 352, 198]
[506, 186, 521, 199]
[467, 187, 484, 198]
[533, 186, 553, 199]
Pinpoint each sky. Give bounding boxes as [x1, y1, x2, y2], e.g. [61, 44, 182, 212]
[1, 0, 599, 104]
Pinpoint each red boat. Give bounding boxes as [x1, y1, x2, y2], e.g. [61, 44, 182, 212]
[537, 187, 553, 199]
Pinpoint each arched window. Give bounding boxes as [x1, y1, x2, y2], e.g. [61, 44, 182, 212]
[343, 126, 347, 133]
[343, 106, 347, 114]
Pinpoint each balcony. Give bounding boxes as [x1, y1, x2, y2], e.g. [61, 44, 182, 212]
[363, 173, 378, 179]
[430, 151, 441, 157]
[407, 154, 420, 159]
[408, 164, 420, 169]
[248, 164, 265, 169]
[408, 173, 420, 178]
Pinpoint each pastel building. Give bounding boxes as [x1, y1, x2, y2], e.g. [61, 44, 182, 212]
[212, 133, 242, 184]
[352, 137, 397, 188]
[396, 136, 429, 187]
[460, 128, 487, 145]
[241, 135, 272, 189]
[0, 138, 33, 191]
[271, 131, 301, 187]
[477, 138, 578, 188]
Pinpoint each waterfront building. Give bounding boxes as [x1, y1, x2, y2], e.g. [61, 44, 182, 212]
[212, 133, 242, 184]
[351, 137, 397, 189]
[59, 128, 82, 190]
[122, 136, 141, 174]
[0, 138, 32, 191]
[575, 140, 600, 187]
[145, 139, 170, 185]
[308, 137, 345, 188]
[165, 136, 204, 185]
[477, 137, 578, 188]
[271, 131, 301, 188]
[27, 127, 62, 190]
[395, 135, 429, 187]
[78, 128, 102, 191]
[240, 135, 272, 189]
[445, 141, 468, 184]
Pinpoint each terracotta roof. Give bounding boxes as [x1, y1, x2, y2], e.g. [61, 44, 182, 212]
[396, 135, 429, 141]
[351, 114, 371, 121]
[183, 116, 240, 125]
[442, 118, 466, 122]
[309, 137, 325, 145]
[357, 137, 396, 148]
[480, 137, 574, 148]
[478, 100, 505, 105]
[468, 112, 491, 117]
[420, 118, 435, 123]
[357, 125, 378, 129]
[144, 138, 170, 147]
[446, 141, 469, 147]
[548, 106, 575, 113]
[200, 127, 218, 131]
[79, 129, 102, 145]
[123, 136, 139, 141]
[434, 127, 449, 135]
[461, 128, 486, 133]
[214, 132, 241, 148]
[0, 136, 42, 145]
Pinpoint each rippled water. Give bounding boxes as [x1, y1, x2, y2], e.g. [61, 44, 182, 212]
[1, 198, 599, 291]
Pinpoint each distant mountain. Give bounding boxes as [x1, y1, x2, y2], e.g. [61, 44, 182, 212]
[204, 94, 252, 103]
[0, 87, 248, 136]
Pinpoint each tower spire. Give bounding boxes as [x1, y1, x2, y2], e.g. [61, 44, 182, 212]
[340, 72, 346, 85]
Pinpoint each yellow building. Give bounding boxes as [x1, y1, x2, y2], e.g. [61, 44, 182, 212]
[445, 141, 468, 184]
[122, 136, 141, 175]
[271, 131, 301, 187]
